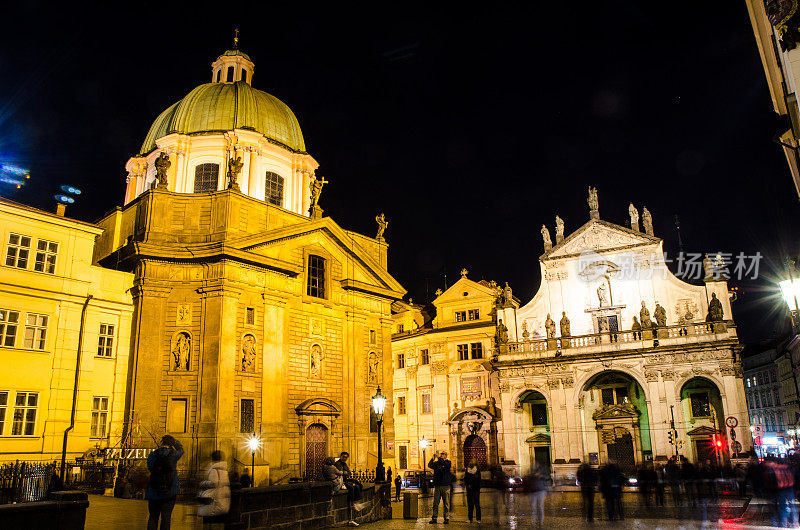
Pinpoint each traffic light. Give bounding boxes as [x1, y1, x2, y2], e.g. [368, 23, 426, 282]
[668, 430, 675, 445]
[711, 434, 726, 451]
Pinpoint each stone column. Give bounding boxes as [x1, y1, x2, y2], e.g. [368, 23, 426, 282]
[247, 147, 258, 198]
[262, 294, 288, 476]
[174, 149, 186, 193]
[645, 373, 667, 459]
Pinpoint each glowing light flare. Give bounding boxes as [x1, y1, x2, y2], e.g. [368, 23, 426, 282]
[372, 385, 386, 416]
[246, 434, 261, 452]
[0, 164, 29, 176]
[780, 278, 800, 310]
[419, 437, 429, 450]
[54, 195, 74, 204]
[60, 185, 81, 195]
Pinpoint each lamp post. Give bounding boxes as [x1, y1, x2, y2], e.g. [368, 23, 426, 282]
[779, 258, 800, 440]
[750, 425, 759, 459]
[247, 433, 260, 485]
[372, 385, 387, 483]
[419, 437, 429, 495]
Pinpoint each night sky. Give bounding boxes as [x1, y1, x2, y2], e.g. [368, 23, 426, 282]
[2, 2, 799, 343]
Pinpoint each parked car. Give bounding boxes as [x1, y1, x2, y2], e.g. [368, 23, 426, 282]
[401, 470, 434, 490]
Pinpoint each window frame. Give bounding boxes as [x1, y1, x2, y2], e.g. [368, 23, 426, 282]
[97, 323, 115, 357]
[264, 171, 285, 206]
[245, 307, 255, 326]
[454, 311, 466, 323]
[240, 398, 255, 433]
[0, 309, 20, 348]
[457, 343, 469, 361]
[420, 348, 430, 365]
[23, 313, 48, 351]
[470, 342, 483, 359]
[33, 239, 58, 274]
[397, 396, 407, 415]
[90, 396, 109, 438]
[421, 393, 432, 414]
[689, 391, 711, 418]
[468, 309, 480, 320]
[306, 254, 327, 299]
[11, 391, 38, 436]
[0, 391, 7, 435]
[5, 233, 31, 269]
[193, 163, 220, 193]
[397, 353, 405, 369]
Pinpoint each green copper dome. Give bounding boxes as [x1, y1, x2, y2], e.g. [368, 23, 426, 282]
[140, 81, 306, 155]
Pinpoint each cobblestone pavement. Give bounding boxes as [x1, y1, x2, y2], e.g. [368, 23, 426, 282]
[85, 490, 788, 529]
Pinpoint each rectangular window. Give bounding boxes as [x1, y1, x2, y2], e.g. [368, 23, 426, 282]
[457, 344, 469, 361]
[23, 313, 48, 350]
[264, 172, 285, 206]
[5, 234, 31, 269]
[240, 399, 254, 433]
[397, 324, 404, 333]
[454, 311, 466, 322]
[775, 389, 781, 406]
[0, 391, 6, 435]
[470, 342, 483, 359]
[306, 255, 326, 298]
[167, 398, 188, 433]
[397, 353, 405, 369]
[97, 323, 115, 357]
[615, 387, 629, 404]
[421, 393, 431, 414]
[0, 309, 20, 347]
[194, 163, 220, 192]
[33, 240, 58, 274]
[397, 396, 406, 415]
[370, 409, 378, 433]
[369, 329, 376, 344]
[245, 307, 255, 326]
[90, 396, 109, 438]
[468, 309, 480, 320]
[690, 392, 711, 418]
[531, 403, 548, 426]
[11, 392, 37, 436]
[420, 349, 430, 365]
[601, 388, 615, 406]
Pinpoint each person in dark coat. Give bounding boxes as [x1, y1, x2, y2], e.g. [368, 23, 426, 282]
[599, 461, 624, 521]
[394, 473, 402, 502]
[428, 451, 453, 524]
[239, 468, 253, 488]
[577, 462, 598, 522]
[335, 452, 363, 502]
[464, 459, 482, 523]
[146, 435, 184, 530]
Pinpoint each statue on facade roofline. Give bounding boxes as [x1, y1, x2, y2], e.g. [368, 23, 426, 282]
[587, 186, 599, 218]
[559, 311, 571, 337]
[541, 225, 552, 251]
[545, 314, 556, 339]
[629, 203, 640, 231]
[707, 292, 724, 322]
[227, 153, 244, 190]
[654, 302, 667, 327]
[375, 213, 388, 241]
[155, 151, 171, 189]
[555, 215, 564, 242]
[504, 282, 513, 305]
[639, 301, 652, 329]
[642, 207, 654, 236]
[495, 319, 509, 346]
[309, 176, 329, 212]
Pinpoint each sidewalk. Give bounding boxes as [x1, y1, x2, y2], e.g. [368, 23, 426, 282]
[85, 495, 201, 530]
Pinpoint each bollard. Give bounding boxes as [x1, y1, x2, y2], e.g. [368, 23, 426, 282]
[403, 491, 418, 519]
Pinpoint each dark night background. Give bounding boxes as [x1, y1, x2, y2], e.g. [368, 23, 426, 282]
[2, 2, 799, 343]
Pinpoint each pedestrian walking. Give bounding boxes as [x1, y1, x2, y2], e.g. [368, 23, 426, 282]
[394, 472, 402, 502]
[637, 462, 653, 507]
[386, 466, 392, 485]
[464, 459, 482, 523]
[239, 468, 253, 488]
[764, 456, 797, 527]
[577, 462, 597, 522]
[526, 463, 549, 527]
[653, 463, 665, 506]
[665, 457, 682, 506]
[428, 451, 452, 524]
[599, 460, 624, 521]
[145, 435, 184, 530]
[197, 450, 231, 527]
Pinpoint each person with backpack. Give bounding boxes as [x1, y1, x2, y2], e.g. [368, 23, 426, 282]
[197, 450, 231, 525]
[764, 456, 797, 527]
[146, 435, 184, 530]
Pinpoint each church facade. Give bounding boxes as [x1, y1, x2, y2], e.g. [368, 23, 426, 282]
[392, 190, 750, 481]
[94, 46, 404, 482]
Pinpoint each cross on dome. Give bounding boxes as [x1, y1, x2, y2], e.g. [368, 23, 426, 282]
[460, 268, 468, 278]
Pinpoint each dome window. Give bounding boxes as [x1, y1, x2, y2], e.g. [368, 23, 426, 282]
[215, 70, 221, 83]
[226, 66, 234, 82]
[241, 69, 247, 82]
[194, 163, 220, 192]
[265, 172, 284, 206]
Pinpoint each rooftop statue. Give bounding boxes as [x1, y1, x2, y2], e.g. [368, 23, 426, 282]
[541, 224, 552, 251]
[375, 213, 388, 241]
[587, 186, 599, 218]
[639, 301, 652, 329]
[545, 314, 556, 339]
[309, 176, 329, 214]
[654, 302, 667, 327]
[226, 154, 244, 190]
[155, 152, 171, 189]
[707, 292, 724, 322]
[560, 311, 571, 337]
[629, 203, 640, 231]
[555, 215, 564, 243]
[642, 207, 653, 236]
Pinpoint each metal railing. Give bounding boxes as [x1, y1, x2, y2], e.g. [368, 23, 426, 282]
[0, 461, 54, 504]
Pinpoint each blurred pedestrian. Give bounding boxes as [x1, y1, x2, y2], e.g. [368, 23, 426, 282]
[666, 457, 682, 506]
[239, 468, 253, 488]
[197, 450, 231, 527]
[146, 435, 184, 530]
[394, 473, 402, 502]
[599, 460, 624, 521]
[637, 463, 652, 508]
[386, 467, 392, 487]
[577, 462, 598, 522]
[464, 459, 482, 523]
[764, 456, 797, 527]
[527, 463, 549, 527]
[428, 451, 452, 524]
[654, 463, 665, 506]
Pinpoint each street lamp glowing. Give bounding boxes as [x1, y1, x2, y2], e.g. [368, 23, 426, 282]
[419, 437, 429, 451]
[780, 278, 800, 310]
[372, 386, 386, 416]
[371, 385, 387, 482]
[247, 434, 261, 452]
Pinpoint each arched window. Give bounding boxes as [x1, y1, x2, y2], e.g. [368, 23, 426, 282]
[226, 66, 234, 82]
[265, 171, 284, 206]
[194, 163, 220, 192]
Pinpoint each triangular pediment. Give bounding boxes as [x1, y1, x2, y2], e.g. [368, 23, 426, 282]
[686, 425, 719, 437]
[434, 277, 498, 305]
[545, 219, 659, 260]
[591, 403, 641, 421]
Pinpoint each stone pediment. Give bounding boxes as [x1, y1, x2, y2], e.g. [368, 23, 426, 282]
[545, 219, 659, 260]
[591, 403, 640, 422]
[434, 277, 498, 305]
[686, 425, 718, 437]
[525, 433, 551, 444]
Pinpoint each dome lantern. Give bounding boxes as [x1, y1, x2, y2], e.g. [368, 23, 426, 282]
[211, 29, 254, 85]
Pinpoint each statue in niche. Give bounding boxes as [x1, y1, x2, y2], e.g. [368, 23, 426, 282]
[310, 344, 323, 377]
[597, 281, 609, 307]
[707, 292, 724, 322]
[495, 319, 509, 346]
[654, 302, 667, 328]
[227, 153, 244, 190]
[587, 186, 599, 216]
[172, 332, 190, 371]
[545, 314, 556, 338]
[375, 213, 388, 241]
[241, 334, 256, 372]
[629, 203, 640, 231]
[639, 301, 652, 329]
[642, 207, 653, 235]
[155, 152, 171, 189]
[541, 225, 552, 251]
[555, 215, 564, 242]
[559, 311, 571, 337]
[367, 352, 379, 383]
[598, 318, 609, 333]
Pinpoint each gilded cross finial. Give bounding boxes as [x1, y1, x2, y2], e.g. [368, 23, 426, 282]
[460, 268, 468, 278]
[233, 28, 240, 49]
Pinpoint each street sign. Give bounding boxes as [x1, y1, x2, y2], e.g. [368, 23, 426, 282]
[725, 416, 738, 428]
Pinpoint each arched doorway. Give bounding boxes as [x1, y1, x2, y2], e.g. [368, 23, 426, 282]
[581, 371, 651, 473]
[680, 377, 725, 465]
[463, 435, 488, 470]
[519, 390, 551, 473]
[305, 423, 328, 480]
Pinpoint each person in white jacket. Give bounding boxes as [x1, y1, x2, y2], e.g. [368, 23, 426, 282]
[197, 450, 231, 521]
